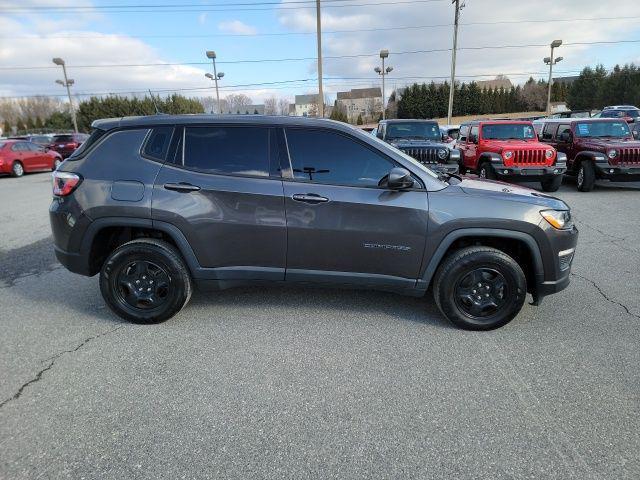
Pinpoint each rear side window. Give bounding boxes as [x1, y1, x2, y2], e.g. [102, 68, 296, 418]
[67, 129, 107, 160]
[142, 126, 173, 161]
[183, 126, 270, 177]
[53, 135, 74, 142]
[542, 123, 557, 140]
[285, 128, 394, 187]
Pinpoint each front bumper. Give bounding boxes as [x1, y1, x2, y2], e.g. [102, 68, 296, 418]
[533, 223, 578, 304]
[429, 162, 460, 175]
[594, 161, 640, 181]
[493, 163, 567, 180]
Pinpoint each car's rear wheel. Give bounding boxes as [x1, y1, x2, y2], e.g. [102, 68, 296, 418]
[100, 239, 192, 324]
[433, 246, 527, 330]
[540, 175, 562, 192]
[52, 158, 62, 170]
[577, 161, 595, 192]
[478, 162, 496, 180]
[11, 161, 24, 177]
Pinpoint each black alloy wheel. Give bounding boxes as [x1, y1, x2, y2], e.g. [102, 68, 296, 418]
[454, 267, 508, 319]
[113, 260, 171, 311]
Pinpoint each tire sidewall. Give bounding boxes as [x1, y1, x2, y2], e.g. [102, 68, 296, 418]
[12, 161, 24, 177]
[100, 242, 190, 324]
[436, 250, 526, 330]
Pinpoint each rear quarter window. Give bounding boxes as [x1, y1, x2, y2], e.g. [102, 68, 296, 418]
[66, 129, 107, 160]
[142, 126, 174, 161]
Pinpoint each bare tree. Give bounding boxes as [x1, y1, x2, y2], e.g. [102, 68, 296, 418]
[225, 94, 252, 114]
[277, 98, 290, 116]
[200, 96, 229, 114]
[264, 96, 278, 115]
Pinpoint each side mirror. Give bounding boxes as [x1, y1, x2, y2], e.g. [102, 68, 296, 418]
[380, 167, 414, 190]
[559, 131, 572, 143]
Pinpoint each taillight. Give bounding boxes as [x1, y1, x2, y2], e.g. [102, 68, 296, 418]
[52, 171, 82, 196]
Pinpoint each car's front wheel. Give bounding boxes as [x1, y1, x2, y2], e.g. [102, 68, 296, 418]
[577, 161, 595, 192]
[433, 246, 527, 330]
[100, 239, 192, 324]
[11, 161, 24, 177]
[540, 175, 562, 192]
[478, 162, 496, 180]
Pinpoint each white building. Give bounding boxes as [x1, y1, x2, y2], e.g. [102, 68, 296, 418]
[294, 94, 321, 117]
[336, 88, 383, 123]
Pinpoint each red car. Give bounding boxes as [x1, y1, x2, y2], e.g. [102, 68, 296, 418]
[48, 133, 89, 158]
[456, 120, 567, 192]
[0, 140, 63, 177]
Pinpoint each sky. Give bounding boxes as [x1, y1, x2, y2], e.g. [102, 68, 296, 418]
[0, 0, 639, 105]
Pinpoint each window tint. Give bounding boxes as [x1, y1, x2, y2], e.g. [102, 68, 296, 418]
[26, 142, 41, 151]
[183, 126, 269, 177]
[285, 128, 394, 187]
[542, 123, 557, 140]
[557, 124, 571, 139]
[143, 126, 173, 161]
[53, 135, 74, 142]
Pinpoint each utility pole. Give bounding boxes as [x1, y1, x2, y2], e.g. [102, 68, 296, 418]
[316, 0, 324, 118]
[52, 58, 78, 133]
[447, 0, 462, 125]
[544, 40, 563, 116]
[374, 50, 393, 120]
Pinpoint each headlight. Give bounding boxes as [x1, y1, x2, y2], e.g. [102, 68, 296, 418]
[545, 149, 554, 159]
[607, 149, 618, 159]
[503, 150, 513, 160]
[437, 148, 448, 160]
[540, 209, 573, 230]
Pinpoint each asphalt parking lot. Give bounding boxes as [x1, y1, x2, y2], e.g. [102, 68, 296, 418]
[1, 172, 639, 479]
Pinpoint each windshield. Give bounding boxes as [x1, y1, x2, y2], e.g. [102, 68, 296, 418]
[481, 123, 536, 140]
[386, 122, 441, 141]
[575, 121, 631, 138]
[368, 133, 440, 180]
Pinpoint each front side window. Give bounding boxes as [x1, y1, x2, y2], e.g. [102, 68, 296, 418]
[459, 125, 469, 139]
[542, 123, 557, 140]
[574, 121, 630, 138]
[183, 126, 270, 177]
[385, 122, 441, 141]
[481, 123, 536, 140]
[285, 128, 395, 187]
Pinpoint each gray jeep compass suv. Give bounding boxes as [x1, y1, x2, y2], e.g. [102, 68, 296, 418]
[50, 115, 578, 330]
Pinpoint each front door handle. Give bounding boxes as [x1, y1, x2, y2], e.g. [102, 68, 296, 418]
[164, 182, 201, 193]
[292, 193, 329, 204]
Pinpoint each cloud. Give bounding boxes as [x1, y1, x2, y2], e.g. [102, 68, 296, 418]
[198, 13, 208, 25]
[277, 0, 640, 94]
[217, 20, 258, 36]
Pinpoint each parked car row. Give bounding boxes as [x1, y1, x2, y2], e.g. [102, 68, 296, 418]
[1, 132, 89, 177]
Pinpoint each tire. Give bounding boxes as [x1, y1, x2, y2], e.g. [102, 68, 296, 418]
[576, 161, 595, 192]
[478, 162, 496, 180]
[433, 246, 527, 330]
[540, 175, 562, 192]
[52, 158, 62, 170]
[99, 238, 192, 324]
[11, 161, 24, 177]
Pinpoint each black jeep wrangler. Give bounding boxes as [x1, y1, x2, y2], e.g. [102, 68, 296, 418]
[375, 119, 461, 174]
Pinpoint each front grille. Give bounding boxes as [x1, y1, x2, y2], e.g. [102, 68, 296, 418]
[512, 149, 548, 165]
[400, 147, 440, 164]
[618, 147, 640, 165]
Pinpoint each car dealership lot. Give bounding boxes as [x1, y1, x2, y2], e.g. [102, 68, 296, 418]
[1, 173, 639, 479]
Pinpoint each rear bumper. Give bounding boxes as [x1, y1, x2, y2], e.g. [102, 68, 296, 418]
[53, 245, 92, 276]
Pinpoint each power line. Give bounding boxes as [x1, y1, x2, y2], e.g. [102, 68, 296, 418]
[0, 0, 447, 14]
[7, 15, 639, 40]
[1, 39, 638, 71]
[0, 69, 587, 99]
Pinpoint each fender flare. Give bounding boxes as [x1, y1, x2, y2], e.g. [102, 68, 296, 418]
[419, 228, 544, 289]
[573, 151, 607, 170]
[79, 217, 202, 275]
[479, 152, 503, 165]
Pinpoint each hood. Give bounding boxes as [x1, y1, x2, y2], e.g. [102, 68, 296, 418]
[482, 139, 549, 151]
[390, 138, 449, 149]
[457, 177, 568, 209]
[579, 138, 640, 151]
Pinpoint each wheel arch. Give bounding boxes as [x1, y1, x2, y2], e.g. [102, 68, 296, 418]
[80, 217, 201, 276]
[420, 228, 544, 293]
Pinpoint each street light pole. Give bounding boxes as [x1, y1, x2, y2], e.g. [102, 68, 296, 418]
[206, 51, 222, 114]
[544, 40, 563, 116]
[375, 50, 393, 120]
[52, 57, 78, 133]
[447, 0, 462, 125]
[316, 0, 324, 118]
[205, 71, 225, 114]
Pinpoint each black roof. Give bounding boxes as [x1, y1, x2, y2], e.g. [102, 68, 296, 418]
[92, 114, 353, 131]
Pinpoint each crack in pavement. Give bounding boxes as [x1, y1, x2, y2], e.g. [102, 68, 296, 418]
[571, 272, 640, 320]
[0, 325, 124, 409]
[574, 219, 627, 242]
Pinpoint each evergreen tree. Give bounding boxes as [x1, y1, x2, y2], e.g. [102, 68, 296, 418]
[3, 119, 11, 136]
[356, 113, 363, 125]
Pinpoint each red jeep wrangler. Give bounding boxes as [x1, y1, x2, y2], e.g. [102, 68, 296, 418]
[457, 120, 567, 192]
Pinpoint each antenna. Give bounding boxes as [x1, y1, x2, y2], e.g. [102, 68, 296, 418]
[148, 89, 161, 115]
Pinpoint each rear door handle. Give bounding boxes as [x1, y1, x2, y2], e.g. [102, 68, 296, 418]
[164, 182, 201, 193]
[292, 193, 329, 204]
